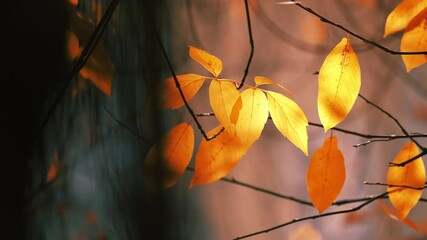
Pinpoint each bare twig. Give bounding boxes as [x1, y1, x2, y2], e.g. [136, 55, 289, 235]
[288, 0, 427, 55]
[39, 0, 120, 135]
[364, 181, 427, 190]
[238, 0, 255, 89]
[358, 94, 425, 151]
[234, 192, 389, 239]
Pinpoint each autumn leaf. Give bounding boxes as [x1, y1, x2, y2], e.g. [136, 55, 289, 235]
[318, 37, 360, 132]
[68, 4, 114, 97]
[254, 76, 290, 94]
[231, 88, 269, 149]
[266, 90, 308, 155]
[384, 0, 427, 37]
[160, 74, 206, 109]
[401, 8, 427, 72]
[190, 125, 245, 187]
[144, 122, 194, 190]
[209, 79, 240, 132]
[307, 136, 346, 214]
[46, 152, 60, 183]
[387, 141, 426, 220]
[377, 200, 419, 231]
[189, 45, 223, 77]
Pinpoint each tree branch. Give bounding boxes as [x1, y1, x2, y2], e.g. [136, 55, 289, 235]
[237, 0, 255, 89]
[287, 0, 427, 55]
[234, 191, 389, 239]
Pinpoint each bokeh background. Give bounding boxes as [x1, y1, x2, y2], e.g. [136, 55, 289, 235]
[25, 0, 427, 239]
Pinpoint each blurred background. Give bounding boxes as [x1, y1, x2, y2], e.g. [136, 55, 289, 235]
[18, 0, 427, 239]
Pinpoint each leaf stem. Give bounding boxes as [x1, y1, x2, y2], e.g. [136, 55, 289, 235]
[238, 0, 255, 89]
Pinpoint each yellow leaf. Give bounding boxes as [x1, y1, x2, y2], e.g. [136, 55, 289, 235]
[190, 126, 246, 187]
[209, 79, 240, 133]
[160, 74, 206, 109]
[288, 223, 323, 240]
[384, 0, 427, 38]
[232, 88, 269, 149]
[144, 123, 194, 190]
[266, 91, 308, 155]
[401, 8, 427, 72]
[307, 136, 346, 214]
[377, 200, 419, 231]
[254, 76, 290, 94]
[318, 37, 360, 132]
[68, 5, 114, 97]
[387, 141, 426, 220]
[189, 45, 223, 77]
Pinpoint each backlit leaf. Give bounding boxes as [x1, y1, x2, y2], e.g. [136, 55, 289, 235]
[190, 126, 246, 187]
[387, 141, 426, 220]
[401, 8, 427, 72]
[209, 79, 240, 132]
[232, 88, 269, 149]
[384, 0, 427, 37]
[377, 200, 419, 231]
[144, 123, 194, 190]
[318, 37, 360, 132]
[307, 136, 346, 214]
[160, 74, 206, 109]
[267, 91, 308, 155]
[189, 46, 223, 77]
[254, 76, 290, 94]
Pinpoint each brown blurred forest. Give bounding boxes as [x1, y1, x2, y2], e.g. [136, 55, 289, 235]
[3, 0, 427, 240]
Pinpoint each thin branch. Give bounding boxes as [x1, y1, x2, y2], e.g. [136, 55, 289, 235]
[288, 0, 427, 55]
[196, 113, 427, 143]
[155, 24, 223, 141]
[390, 151, 427, 167]
[39, 0, 120, 135]
[364, 181, 427, 190]
[238, 0, 255, 89]
[234, 192, 389, 239]
[358, 94, 425, 151]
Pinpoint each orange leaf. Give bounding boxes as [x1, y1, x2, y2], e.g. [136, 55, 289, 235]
[160, 74, 206, 109]
[231, 88, 269, 149]
[144, 123, 194, 190]
[209, 79, 240, 133]
[401, 8, 427, 72]
[68, 5, 114, 97]
[307, 136, 346, 214]
[377, 200, 419, 231]
[189, 46, 223, 77]
[267, 90, 308, 155]
[190, 126, 246, 187]
[254, 76, 290, 94]
[387, 141, 426, 220]
[384, 0, 427, 37]
[318, 37, 360, 132]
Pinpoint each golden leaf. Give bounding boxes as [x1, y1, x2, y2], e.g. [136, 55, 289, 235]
[232, 88, 269, 149]
[190, 126, 245, 187]
[307, 136, 346, 214]
[387, 141, 426, 220]
[160, 74, 206, 109]
[318, 37, 360, 132]
[254, 76, 290, 94]
[384, 0, 427, 37]
[144, 123, 194, 190]
[189, 45, 223, 77]
[266, 90, 308, 155]
[401, 8, 427, 72]
[209, 79, 240, 133]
